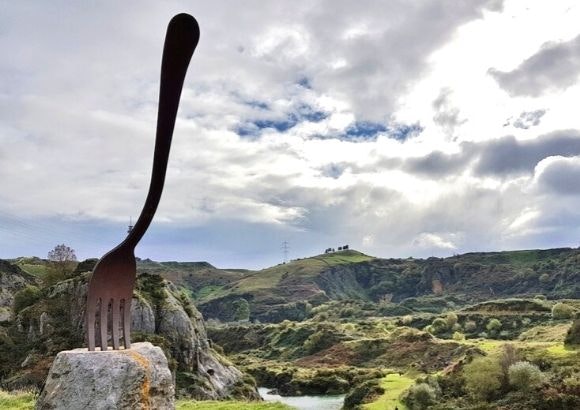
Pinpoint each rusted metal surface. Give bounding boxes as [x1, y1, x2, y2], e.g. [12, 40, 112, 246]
[86, 14, 200, 351]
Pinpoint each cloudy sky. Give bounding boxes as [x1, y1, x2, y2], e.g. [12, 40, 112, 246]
[2, 1, 580, 269]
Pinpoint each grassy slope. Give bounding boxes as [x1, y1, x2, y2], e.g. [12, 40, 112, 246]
[215, 250, 374, 296]
[136, 259, 245, 300]
[362, 373, 413, 410]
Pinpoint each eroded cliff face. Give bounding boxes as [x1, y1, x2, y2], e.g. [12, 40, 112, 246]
[0, 260, 37, 321]
[11, 270, 258, 400]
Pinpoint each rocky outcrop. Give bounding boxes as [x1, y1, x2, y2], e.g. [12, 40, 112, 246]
[12, 269, 258, 400]
[0, 259, 37, 320]
[36, 342, 174, 410]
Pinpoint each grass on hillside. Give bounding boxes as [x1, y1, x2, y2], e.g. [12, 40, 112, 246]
[0, 390, 36, 410]
[15, 263, 47, 277]
[176, 400, 293, 410]
[225, 250, 374, 293]
[362, 373, 413, 410]
[518, 323, 571, 342]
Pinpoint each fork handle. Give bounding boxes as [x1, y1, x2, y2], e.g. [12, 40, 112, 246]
[124, 14, 200, 249]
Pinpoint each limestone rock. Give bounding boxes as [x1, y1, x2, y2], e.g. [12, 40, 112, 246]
[0, 259, 37, 317]
[15, 272, 258, 400]
[36, 342, 174, 410]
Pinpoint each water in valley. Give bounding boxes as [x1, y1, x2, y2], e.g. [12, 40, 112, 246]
[258, 387, 345, 410]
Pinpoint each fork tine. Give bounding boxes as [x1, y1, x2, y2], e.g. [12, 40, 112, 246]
[122, 298, 132, 349]
[99, 298, 109, 351]
[87, 293, 97, 352]
[111, 299, 121, 350]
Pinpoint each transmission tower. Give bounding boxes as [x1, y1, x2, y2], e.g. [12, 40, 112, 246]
[282, 241, 289, 264]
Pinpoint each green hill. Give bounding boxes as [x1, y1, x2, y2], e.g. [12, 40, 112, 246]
[193, 248, 580, 323]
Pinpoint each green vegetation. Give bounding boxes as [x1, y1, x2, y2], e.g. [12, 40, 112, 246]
[552, 302, 576, 319]
[2, 247, 580, 409]
[343, 379, 385, 409]
[12, 285, 41, 314]
[196, 248, 580, 324]
[0, 390, 36, 410]
[463, 356, 503, 400]
[176, 400, 292, 409]
[403, 383, 437, 409]
[363, 373, 413, 410]
[565, 319, 580, 346]
[508, 361, 544, 391]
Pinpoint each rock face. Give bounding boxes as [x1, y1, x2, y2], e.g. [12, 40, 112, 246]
[0, 259, 37, 320]
[12, 270, 258, 400]
[36, 342, 174, 410]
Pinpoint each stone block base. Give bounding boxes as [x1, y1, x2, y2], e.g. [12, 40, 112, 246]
[36, 342, 174, 410]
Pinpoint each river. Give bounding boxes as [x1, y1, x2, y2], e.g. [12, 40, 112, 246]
[258, 387, 345, 410]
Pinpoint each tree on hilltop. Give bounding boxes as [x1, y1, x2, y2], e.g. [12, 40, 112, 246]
[43, 244, 78, 286]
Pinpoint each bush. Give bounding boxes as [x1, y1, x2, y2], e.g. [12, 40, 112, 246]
[451, 323, 462, 332]
[13, 285, 42, 313]
[464, 320, 477, 332]
[508, 361, 544, 391]
[552, 303, 575, 319]
[343, 379, 384, 409]
[445, 312, 458, 328]
[431, 317, 448, 334]
[452, 331, 465, 341]
[401, 315, 414, 325]
[486, 318, 502, 333]
[499, 344, 519, 387]
[463, 356, 502, 400]
[404, 383, 437, 409]
[565, 319, 580, 346]
[231, 298, 250, 321]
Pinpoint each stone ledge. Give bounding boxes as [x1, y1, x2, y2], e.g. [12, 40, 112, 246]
[36, 342, 174, 410]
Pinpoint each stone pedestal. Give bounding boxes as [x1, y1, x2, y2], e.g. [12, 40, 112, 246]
[36, 342, 174, 410]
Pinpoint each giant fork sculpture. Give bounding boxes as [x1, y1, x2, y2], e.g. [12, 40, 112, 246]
[86, 14, 200, 351]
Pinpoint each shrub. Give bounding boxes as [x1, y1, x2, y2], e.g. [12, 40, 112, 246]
[445, 312, 458, 328]
[552, 303, 575, 319]
[231, 298, 250, 321]
[401, 315, 414, 325]
[431, 317, 448, 334]
[486, 318, 502, 333]
[404, 383, 437, 409]
[343, 379, 384, 409]
[13, 285, 42, 314]
[452, 331, 465, 341]
[499, 344, 519, 387]
[565, 319, 580, 346]
[316, 312, 329, 321]
[464, 320, 477, 332]
[463, 356, 502, 400]
[508, 361, 544, 391]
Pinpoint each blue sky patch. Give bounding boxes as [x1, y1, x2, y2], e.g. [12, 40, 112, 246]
[235, 104, 328, 137]
[345, 121, 388, 139]
[387, 122, 424, 141]
[339, 121, 423, 142]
